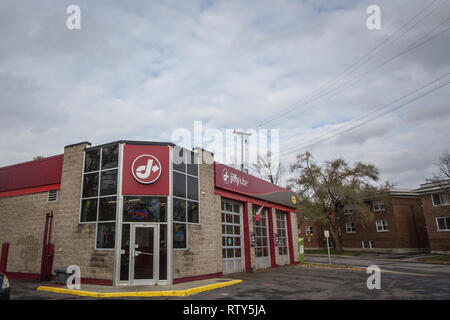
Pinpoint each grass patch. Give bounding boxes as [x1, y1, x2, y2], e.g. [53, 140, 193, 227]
[304, 249, 370, 256]
[416, 254, 450, 264]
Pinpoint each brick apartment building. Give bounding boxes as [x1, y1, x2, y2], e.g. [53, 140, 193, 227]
[416, 179, 450, 253]
[0, 140, 299, 286]
[298, 189, 430, 252]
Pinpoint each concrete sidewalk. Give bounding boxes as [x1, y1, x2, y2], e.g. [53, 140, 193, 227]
[37, 278, 242, 298]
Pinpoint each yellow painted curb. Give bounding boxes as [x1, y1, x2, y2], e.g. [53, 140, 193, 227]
[37, 279, 243, 298]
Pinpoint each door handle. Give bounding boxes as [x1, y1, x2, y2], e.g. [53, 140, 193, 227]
[135, 250, 153, 256]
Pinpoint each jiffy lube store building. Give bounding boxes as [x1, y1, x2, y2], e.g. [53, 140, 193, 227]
[0, 141, 299, 286]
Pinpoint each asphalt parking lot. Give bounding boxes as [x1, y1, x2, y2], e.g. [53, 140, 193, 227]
[8, 258, 450, 300]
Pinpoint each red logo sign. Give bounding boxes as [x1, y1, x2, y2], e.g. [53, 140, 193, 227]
[131, 154, 162, 184]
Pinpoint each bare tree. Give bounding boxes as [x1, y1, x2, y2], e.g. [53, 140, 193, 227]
[428, 150, 450, 182]
[252, 151, 286, 185]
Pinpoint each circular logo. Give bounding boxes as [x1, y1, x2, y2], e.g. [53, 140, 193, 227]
[222, 168, 230, 184]
[131, 154, 162, 184]
[291, 195, 297, 204]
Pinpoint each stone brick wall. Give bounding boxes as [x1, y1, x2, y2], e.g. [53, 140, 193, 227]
[51, 143, 114, 281]
[290, 212, 300, 262]
[0, 191, 58, 274]
[172, 156, 222, 279]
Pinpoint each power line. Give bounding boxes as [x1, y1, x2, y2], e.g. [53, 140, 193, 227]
[258, 17, 450, 129]
[256, 0, 449, 127]
[279, 76, 450, 155]
[280, 72, 450, 155]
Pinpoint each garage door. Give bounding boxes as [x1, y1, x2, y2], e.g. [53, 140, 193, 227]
[221, 199, 244, 274]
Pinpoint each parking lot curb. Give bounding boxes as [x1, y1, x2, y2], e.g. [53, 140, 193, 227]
[36, 279, 242, 298]
[297, 262, 366, 271]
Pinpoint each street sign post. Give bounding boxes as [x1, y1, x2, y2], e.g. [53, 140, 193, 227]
[298, 238, 305, 264]
[324, 230, 331, 265]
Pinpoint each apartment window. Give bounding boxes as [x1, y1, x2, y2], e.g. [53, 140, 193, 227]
[362, 240, 367, 249]
[436, 217, 450, 231]
[376, 220, 389, 232]
[343, 206, 353, 215]
[305, 226, 313, 235]
[369, 240, 374, 249]
[345, 222, 356, 233]
[79, 144, 119, 250]
[373, 200, 385, 212]
[432, 192, 449, 207]
[172, 148, 199, 249]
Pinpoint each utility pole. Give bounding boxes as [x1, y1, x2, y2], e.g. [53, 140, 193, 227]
[233, 130, 252, 172]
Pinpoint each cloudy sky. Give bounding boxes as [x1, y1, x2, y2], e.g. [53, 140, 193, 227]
[0, 0, 449, 189]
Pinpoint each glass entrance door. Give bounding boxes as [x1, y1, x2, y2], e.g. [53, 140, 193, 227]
[131, 225, 158, 285]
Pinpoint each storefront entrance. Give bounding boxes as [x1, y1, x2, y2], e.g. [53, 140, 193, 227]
[131, 225, 157, 285]
[120, 223, 167, 286]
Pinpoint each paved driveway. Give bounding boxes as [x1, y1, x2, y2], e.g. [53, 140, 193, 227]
[9, 258, 450, 300]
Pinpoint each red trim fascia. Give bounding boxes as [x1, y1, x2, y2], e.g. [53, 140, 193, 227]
[0, 184, 60, 199]
[5, 271, 113, 286]
[5, 272, 41, 280]
[286, 212, 295, 265]
[173, 272, 223, 284]
[267, 209, 277, 268]
[215, 188, 295, 213]
[242, 203, 251, 272]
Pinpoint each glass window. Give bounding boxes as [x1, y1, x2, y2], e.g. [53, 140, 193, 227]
[173, 171, 186, 198]
[82, 172, 99, 198]
[173, 223, 187, 249]
[100, 169, 118, 196]
[84, 149, 100, 172]
[96, 223, 116, 249]
[187, 201, 199, 223]
[80, 199, 98, 222]
[437, 217, 450, 231]
[123, 196, 167, 222]
[98, 196, 117, 221]
[186, 151, 198, 176]
[173, 147, 185, 173]
[173, 198, 186, 222]
[187, 176, 198, 201]
[101, 144, 119, 170]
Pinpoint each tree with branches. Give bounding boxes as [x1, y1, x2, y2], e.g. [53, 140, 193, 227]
[289, 152, 391, 253]
[428, 150, 450, 182]
[252, 151, 286, 186]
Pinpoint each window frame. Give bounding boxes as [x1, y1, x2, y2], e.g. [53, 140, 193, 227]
[376, 220, 389, 232]
[436, 216, 450, 231]
[79, 144, 120, 251]
[373, 200, 386, 212]
[172, 149, 200, 226]
[305, 226, 313, 236]
[345, 222, 356, 233]
[343, 206, 353, 215]
[431, 192, 450, 207]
